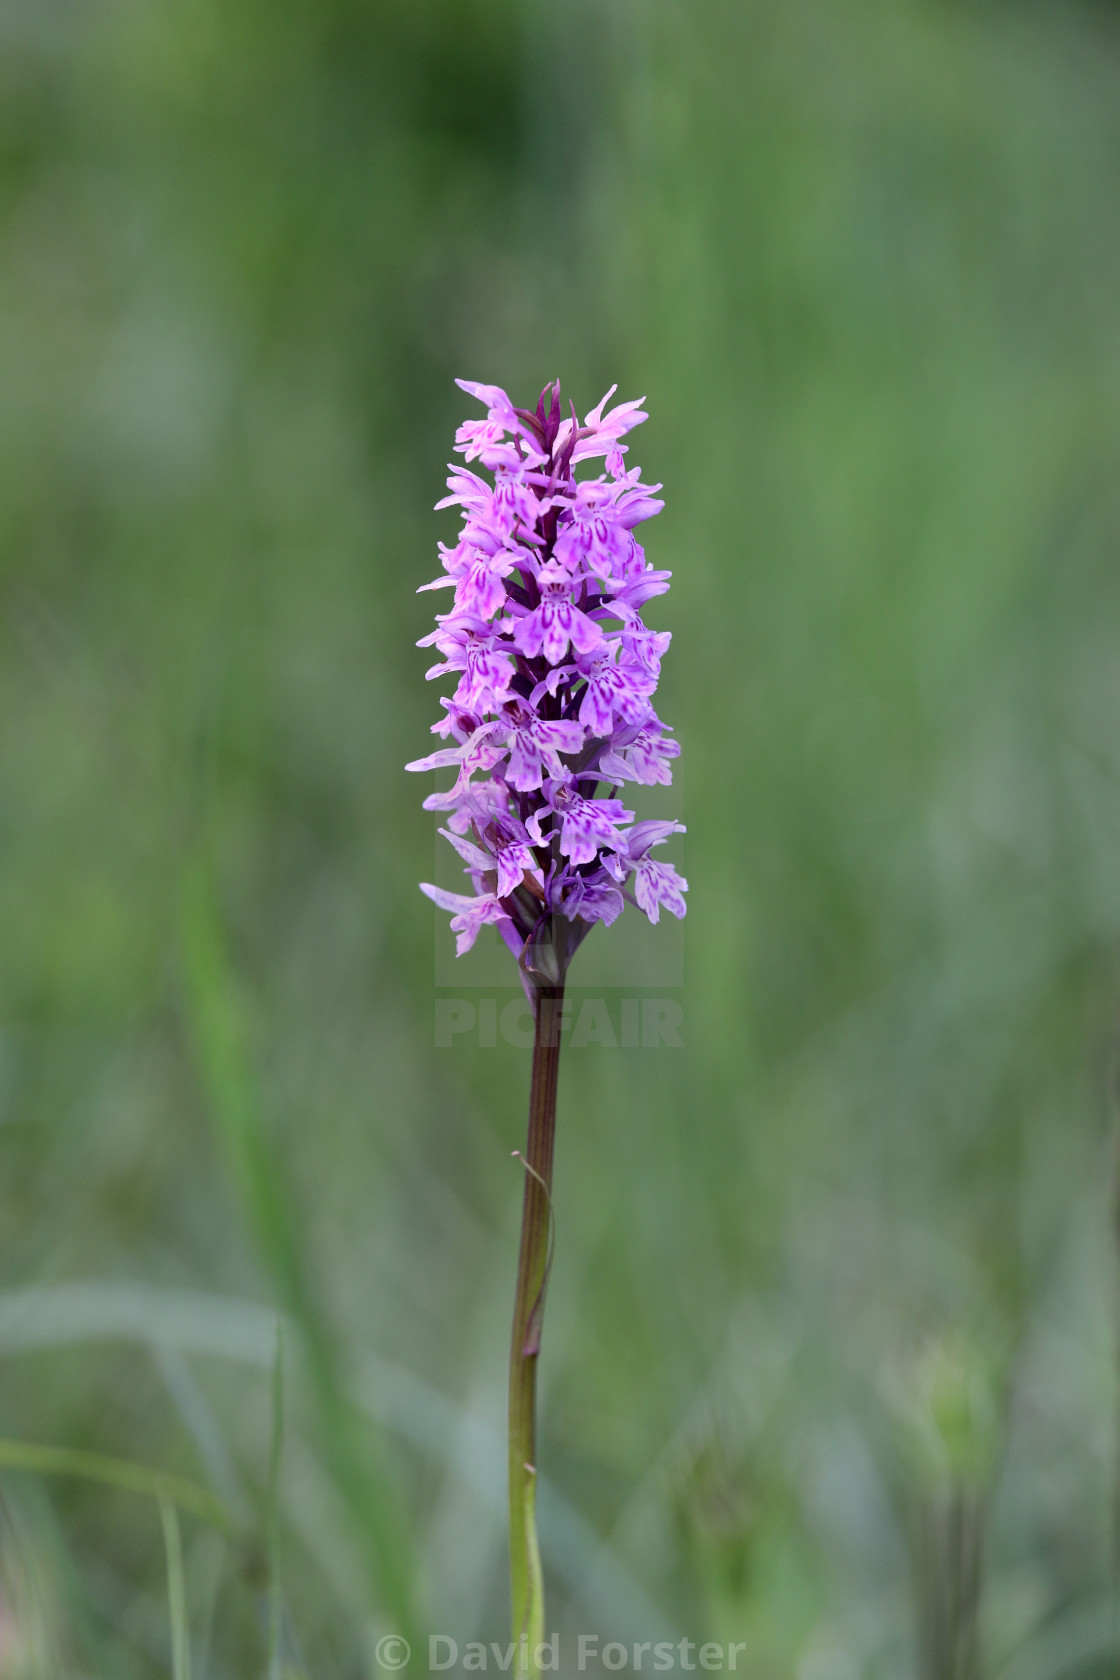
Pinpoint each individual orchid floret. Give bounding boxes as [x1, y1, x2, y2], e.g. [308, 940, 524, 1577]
[549, 868, 625, 928]
[452, 380, 549, 471]
[575, 647, 656, 736]
[418, 616, 516, 714]
[421, 530, 529, 621]
[632, 856, 688, 924]
[526, 778, 635, 868]
[551, 476, 663, 574]
[609, 820, 689, 924]
[499, 709, 585, 792]
[511, 563, 604, 663]
[570, 386, 650, 464]
[418, 882, 515, 956]
[598, 719, 681, 786]
[439, 817, 542, 901]
[408, 378, 686, 984]
[409, 706, 584, 798]
[621, 623, 673, 676]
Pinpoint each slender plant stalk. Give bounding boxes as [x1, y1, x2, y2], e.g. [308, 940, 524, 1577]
[508, 982, 564, 1665]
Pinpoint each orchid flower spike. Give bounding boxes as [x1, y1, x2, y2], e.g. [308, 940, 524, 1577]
[408, 378, 686, 987]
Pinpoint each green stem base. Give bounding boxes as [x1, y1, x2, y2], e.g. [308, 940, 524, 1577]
[508, 983, 564, 1664]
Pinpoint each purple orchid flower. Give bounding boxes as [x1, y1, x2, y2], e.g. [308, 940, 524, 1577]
[408, 379, 686, 987]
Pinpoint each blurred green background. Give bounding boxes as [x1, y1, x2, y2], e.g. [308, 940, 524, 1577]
[3, 0, 1120, 1674]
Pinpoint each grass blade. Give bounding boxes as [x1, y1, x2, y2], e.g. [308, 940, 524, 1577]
[160, 1498, 192, 1680]
[0, 1439, 230, 1533]
[267, 1322, 284, 1680]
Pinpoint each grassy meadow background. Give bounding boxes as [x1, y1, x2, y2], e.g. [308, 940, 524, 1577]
[3, 0, 1120, 1674]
